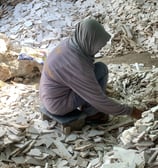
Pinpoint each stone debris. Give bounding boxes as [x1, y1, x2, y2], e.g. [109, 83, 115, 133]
[0, 33, 45, 81]
[119, 105, 158, 167]
[0, 0, 158, 167]
[100, 0, 158, 57]
[107, 64, 158, 110]
[101, 147, 145, 168]
[0, 0, 158, 82]
[0, 63, 157, 167]
[0, 0, 157, 59]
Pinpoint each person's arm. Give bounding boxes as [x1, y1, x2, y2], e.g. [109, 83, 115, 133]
[62, 64, 132, 116]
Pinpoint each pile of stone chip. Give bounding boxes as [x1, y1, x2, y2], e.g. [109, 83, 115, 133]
[0, 0, 157, 58]
[119, 105, 158, 168]
[107, 63, 158, 110]
[0, 65, 157, 168]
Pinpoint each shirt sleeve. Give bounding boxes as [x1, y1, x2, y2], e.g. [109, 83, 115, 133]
[60, 62, 133, 116]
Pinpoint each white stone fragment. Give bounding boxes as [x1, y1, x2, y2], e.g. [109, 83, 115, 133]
[101, 162, 129, 168]
[52, 139, 72, 160]
[65, 134, 77, 143]
[141, 113, 154, 123]
[101, 147, 145, 168]
[88, 130, 105, 137]
[24, 20, 32, 27]
[151, 105, 158, 113]
[0, 1, 158, 167]
[56, 159, 68, 168]
[11, 156, 25, 164]
[120, 127, 138, 145]
[27, 148, 42, 157]
[87, 158, 100, 168]
[0, 39, 7, 54]
[95, 52, 102, 58]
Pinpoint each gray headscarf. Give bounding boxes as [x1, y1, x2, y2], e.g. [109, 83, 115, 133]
[70, 19, 111, 61]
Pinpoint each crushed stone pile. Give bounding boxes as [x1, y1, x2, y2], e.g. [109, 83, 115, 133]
[107, 64, 158, 110]
[0, 81, 129, 167]
[0, 0, 158, 167]
[0, 33, 44, 82]
[119, 105, 158, 168]
[0, 0, 157, 57]
[101, 0, 158, 57]
[0, 64, 158, 167]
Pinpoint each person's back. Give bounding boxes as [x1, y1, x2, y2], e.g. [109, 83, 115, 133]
[40, 39, 94, 115]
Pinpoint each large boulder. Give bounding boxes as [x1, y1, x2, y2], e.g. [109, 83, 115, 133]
[0, 33, 43, 81]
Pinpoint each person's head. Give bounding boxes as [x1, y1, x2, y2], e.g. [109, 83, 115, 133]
[73, 19, 111, 56]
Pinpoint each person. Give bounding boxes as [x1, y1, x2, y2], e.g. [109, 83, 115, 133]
[39, 19, 142, 124]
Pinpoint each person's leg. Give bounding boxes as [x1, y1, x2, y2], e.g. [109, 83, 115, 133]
[73, 62, 108, 113]
[41, 62, 109, 123]
[82, 62, 109, 123]
[94, 62, 108, 90]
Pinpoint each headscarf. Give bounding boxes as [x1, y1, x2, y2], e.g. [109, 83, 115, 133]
[70, 19, 111, 61]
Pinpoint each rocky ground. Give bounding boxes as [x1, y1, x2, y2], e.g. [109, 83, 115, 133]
[0, 0, 158, 168]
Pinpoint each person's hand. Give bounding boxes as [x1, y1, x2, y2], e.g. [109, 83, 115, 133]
[131, 107, 143, 119]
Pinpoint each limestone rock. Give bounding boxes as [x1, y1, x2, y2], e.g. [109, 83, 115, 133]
[101, 147, 145, 168]
[0, 34, 43, 81]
